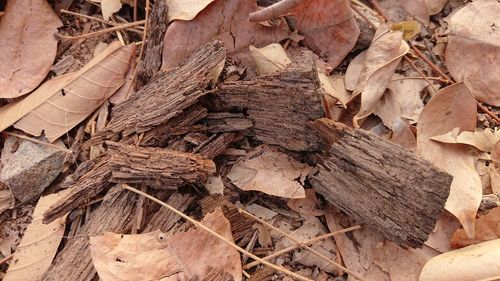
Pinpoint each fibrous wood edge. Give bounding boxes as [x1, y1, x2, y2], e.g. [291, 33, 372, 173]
[198, 132, 241, 159]
[307, 118, 452, 248]
[43, 155, 111, 224]
[107, 142, 216, 189]
[106, 40, 226, 137]
[143, 192, 195, 233]
[214, 51, 324, 152]
[135, 0, 169, 88]
[43, 186, 137, 281]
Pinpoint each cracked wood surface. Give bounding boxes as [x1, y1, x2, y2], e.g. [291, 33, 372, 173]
[308, 118, 452, 248]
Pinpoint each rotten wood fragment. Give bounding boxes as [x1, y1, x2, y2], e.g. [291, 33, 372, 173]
[198, 132, 241, 159]
[105, 40, 226, 137]
[143, 192, 195, 233]
[43, 155, 111, 224]
[308, 118, 452, 248]
[135, 0, 169, 88]
[215, 52, 324, 151]
[202, 112, 253, 133]
[43, 186, 137, 281]
[107, 142, 216, 189]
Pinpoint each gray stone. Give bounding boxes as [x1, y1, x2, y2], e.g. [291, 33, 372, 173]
[0, 136, 66, 203]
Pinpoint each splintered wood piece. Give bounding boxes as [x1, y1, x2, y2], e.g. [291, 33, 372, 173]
[43, 155, 111, 224]
[308, 118, 452, 248]
[143, 192, 195, 233]
[105, 40, 226, 137]
[203, 112, 253, 133]
[43, 187, 137, 281]
[215, 52, 324, 151]
[107, 142, 216, 189]
[198, 132, 241, 159]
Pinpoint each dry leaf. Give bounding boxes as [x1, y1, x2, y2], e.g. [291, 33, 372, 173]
[344, 50, 366, 91]
[0, 0, 62, 98]
[287, 189, 325, 216]
[445, 0, 500, 106]
[166, 0, 216, 21]
[109, 52, 136, 104]
[4, 189, 72, 281]
[451, 207, 500, 249]
[168, 208, 242, 281]
[431, 127, 500, 152]
[101, 0, 122, 20]
[417, 83, 481, 237]
[374, 74, 428, 128]
[373, 241, 438, 281]
[227, 145, 310, 199]
[351, 26, 409, 127]
[245, 203, 278, 220]
[249, 43, 291, 75]
[425, 212, 461, 253]
[162, 0, 289, 70]
[249, 0, 360, 70]
[0, 188, 14, 214]
[389, 118, 417, 150]
[318, 73, 351, 107]
[425, 0, 448, 15]
[0, 42, 134, 142]
[398, 1, 430, 25]
[390, 20, 421, 40]
[205, 175, 225, 195]
[419, 238, 500, 281]
[90, 231, 188, 281]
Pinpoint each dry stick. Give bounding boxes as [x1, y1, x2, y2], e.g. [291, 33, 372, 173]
[410, 45, 451, 83]
[59, 9, 144, 35]
[403, 56, 439, 94]
[121, 184, 313, 281]
[126, 0, 151, 99]
[0, 254, 13, 266]
[390, 76, 446, 82]
[350, 1, 378, 30]
[238, 209, 365, 281]
[476, 101, 500, 124]
[1, 131, 70, 153]
[368, 0, 389, 21]
[56, 20, 146, 40]
[133, 0, 138, 22]
[243, 225, 361, 269]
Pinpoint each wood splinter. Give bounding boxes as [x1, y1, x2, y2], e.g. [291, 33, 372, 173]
[308, 118, 452, 248]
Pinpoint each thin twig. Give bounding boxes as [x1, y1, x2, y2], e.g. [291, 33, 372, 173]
[238, 208, 365, 281]
[56, 20, 146, 41]
[60, 9, 143, 35]
[0, 254, 13, 266]
[121, 184, 313, 281]
[133, 0, 138, 22]
[476, 101, 500, 124]
[410, 44, 452, 83]
[389, 76, 447, 82]
[403, 56, 439, 94]
[350, 1, 377, 30]
[243, 225, 361, 269]
[1, 131, 70, 152]
[368, 0, 388, 21]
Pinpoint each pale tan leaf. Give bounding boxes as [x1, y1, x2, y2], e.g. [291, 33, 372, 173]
[3, 188, 72, 281]
[344, 50, 366, 91]
[0, 42, 134, 142]
[168, 208, 242, 281]
[389, 118, 416, 151]
[417, 83, 481, 237]
[227, 145, 310, 199]
[249, 43, 291, 75]
[109, 54, 136, 104]
[166, 0, 216, 21]
[425, 212, 461, 253]
[419, 239, 500, 281]
[373, 241, 438, 281]
[352, 27, 409, 127]
[102, 0, 122, 20]
[90, 231, 188, 281]
[425, 0, 448, 15]
[0, 188, 14, 214]
[445, 0, 500, 106]
[0, 0, 62, 98]
[451, 207, 500, 249]
[431, 127, 500, 152]
[318, 73, 351, 106]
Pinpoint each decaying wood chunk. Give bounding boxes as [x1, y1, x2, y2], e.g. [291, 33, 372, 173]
[202, 112, 253, 133]
[107, 142, 216, 189]
[43, 155, 111, 224]
[43, 187, 137, 281]
[144, 192, 195, 233]
[214, 52, 324, 151]
[197, 132, 241, 159]
[308, 118, 452, 248]
[105, 40, 226, 137]
[135, 0, 169, 87]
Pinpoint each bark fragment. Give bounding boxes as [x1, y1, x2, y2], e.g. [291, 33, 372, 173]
[308, 118, 452, 248]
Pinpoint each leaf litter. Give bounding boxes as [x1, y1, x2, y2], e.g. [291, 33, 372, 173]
[0, 0, 499, 281]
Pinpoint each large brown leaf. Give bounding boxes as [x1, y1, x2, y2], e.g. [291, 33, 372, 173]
[0, 42, 134, 142]
[249, 0, 360, 70]
[451, 207, 500, 249]
[161, 0, 289, 69]
[445, 0, 500, 106]
[0, 0, 62, 98]
[351, 26, 409, 127]
[417, 83, 481, 238]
